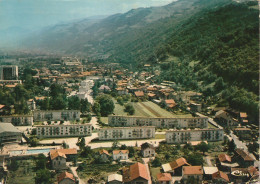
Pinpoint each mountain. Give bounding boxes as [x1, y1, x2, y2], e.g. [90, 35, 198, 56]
[22, 0, 231, 59]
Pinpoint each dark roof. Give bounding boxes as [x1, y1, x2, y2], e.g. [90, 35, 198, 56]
[0, 123, 21, 133]
[169, 157, 190, 170]
[141, 142, 154, 150]
[218, 154, 231, 163]
[235, 148, 255, 161]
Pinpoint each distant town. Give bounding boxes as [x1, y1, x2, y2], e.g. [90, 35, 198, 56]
[0, 55, 258, 184]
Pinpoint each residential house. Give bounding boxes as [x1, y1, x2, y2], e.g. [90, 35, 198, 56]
[57, 172, 76, 184]
[203, 167, 218, 180]
[217, 153, 238, 171]
[239, 112, 248, 124]
[99, 149, 110, 162]
[212, 171, 229, 183]
[107, 174, 123, 184]
[123, 162, 150, 184]
[141, 142, 155, 157]
[134, 91, 145, 99]
[214, 110, 238, 126]
[164, 99, 176, 109]
[112, 150, 129, 161]
[189, 102, 202, 112]
[50, 148, 77, 161]
[116, 87, 128, 95]
[234, 148, 255, 167]
[156, 173, 172, 184]
[99, 85, 111, 92]
[162, 157, 190, 175]
[182, 166, 203, 184]
[233, 127, 251, 140]
[50, 150, 67, 170]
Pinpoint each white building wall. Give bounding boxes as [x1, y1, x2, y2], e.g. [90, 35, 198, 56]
[166, 128, 224, 143]
[36, 124, 92, 138]
[98, 127, 155, 140]
[108, 115, 208, 129]
[33, 110, 81, 121]
[0, 115, 33, 126]
[113, 153, 128, 160]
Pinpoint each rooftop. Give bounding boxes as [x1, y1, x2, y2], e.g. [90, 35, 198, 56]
[157, 173, 172, 182]
[183, 166, 203, 175]
[57, 172, 75, 183]
[235, 148, 255, 161]
[212, 171, 229, 182]
[170, 157, 190, 170]
[0, 123, 21, 134]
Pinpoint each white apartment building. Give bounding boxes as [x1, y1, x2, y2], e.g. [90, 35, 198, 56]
[166, 128, 224, 144]
[36, 124, 92, 138]
[0, 115, 33, 126]
[98, 126, 155, 140]
[33, 110, 80, 121]
[108, 115, 208, 129]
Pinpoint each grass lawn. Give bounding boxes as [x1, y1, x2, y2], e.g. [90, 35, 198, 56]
[100, 117, 108, 124]
[155, 134, 166, 139]
[150, 167, 161, 181]
[78, 163, 122, 183]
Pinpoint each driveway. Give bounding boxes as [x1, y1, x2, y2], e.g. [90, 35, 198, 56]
[204, 156, 213, 167]
[90, 117, 100, 130]
[71, 166, 85, 184]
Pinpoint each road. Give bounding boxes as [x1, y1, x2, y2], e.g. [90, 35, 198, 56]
[71, 166, 86, 184]
[90, 116, 100, 130]
[204, 156, 213, 167]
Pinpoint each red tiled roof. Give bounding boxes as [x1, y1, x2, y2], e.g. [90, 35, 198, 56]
[50, 148, 77, 156]
[183, 166, 203, 175]
[212, 171, 229, 182]
[50, 151, 67, 160]
[235, 148, 255, 161]
[130, 162, 149, 181]
[148, 93, 156, 97]
[240, 112, 247, 118]
[113, 150, 129, 155]
[57, 172, 75, 183]
[165, 99, 175, 104]
[157, 173, 171, 181]
[0, 105, 5, 109]
[99, 149, 110, 155]
[248, 166, 259, 177]
[170, 157, 190, 170]
[135, 91, 144, 97]
[218, 154, 231, 163]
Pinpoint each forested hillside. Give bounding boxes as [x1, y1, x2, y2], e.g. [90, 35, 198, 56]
[155, 2, 259, 121]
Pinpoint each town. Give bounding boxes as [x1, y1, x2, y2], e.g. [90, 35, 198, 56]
[0, 55, 258, 184]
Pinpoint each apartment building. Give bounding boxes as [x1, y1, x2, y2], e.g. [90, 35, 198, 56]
[33, 110, 80, 122]
[166, 128, 224, 144]
[36, 124, 92, 138]
[0, 115, 33, 126]
[98, 126, 155, 140]
[108, 115, 208, 129]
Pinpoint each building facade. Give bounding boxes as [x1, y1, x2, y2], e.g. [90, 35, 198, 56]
[33, 110, 80, 121]
[0, 115, 33, 126]
[108, 115, 208, 129]
[0, 123, 22, 144]
[98, 126, 155, 140]
[166, 128, 224, 144]
[36, 124, 92, 138]
[0, 65, 18, 80]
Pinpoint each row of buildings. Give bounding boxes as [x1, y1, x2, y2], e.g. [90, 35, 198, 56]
[0, 110, 81, 126]
[108, 115, 208, 129]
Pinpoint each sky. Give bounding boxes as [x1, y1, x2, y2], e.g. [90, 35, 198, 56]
[0, 0, 174, 31]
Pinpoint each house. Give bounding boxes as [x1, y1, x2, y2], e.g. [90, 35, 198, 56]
[116, 87, 128, 95]
[156, 173, 172, 184]
[50, 149, 77, 161]
[99, 149, 110, 162]
[112, 150, 129, 161]
[189, 102, 201, 112]
[141, 142, 155, 157]
[214, 110, 238, 126]
[164, 99, 176, 108]
[99, 85, 111, 92]
[107, 174, 123, 184]
[57, 172, 76, 184]
[123, 162, 149, 184]
[134, 91, 145, 98]
[203, 167, 218, 180]
[182, 166, 203, 184]
[162, 157, 190, 175]
[233, 127, 251, 140]
[50, 150, 67, 170]
[212, 171, 229, 183]
[217, 153, 238, 171]
[27, 99, 36, 110]
[234, 148, 255, 167]
[239, 112, 248, 124]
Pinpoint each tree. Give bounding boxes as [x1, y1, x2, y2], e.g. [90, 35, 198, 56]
[96, 95, 115, 116]
[196, 142, 210, 155]
[76, 137, 86, 151]
[124, 103, 135, 115]
[50, 95, 66, 110]
[248, 142, 258, 153]
[117, 97, 124, 106]
[120, 144, 127, 150]
[228, 140, 236, 153]
[81, 99, 91, 113]
[92, 102, 101, 115]
[128, 147, 135, 157]
[36, 154, 47, 170]
[186, 153, 204, 165]
[8, 158, 19, 171]
[81, 146, 93, 158]
[35, 169, 52, 184]
[112, 140, 119, 150]
[152, 157, 161, 167]
[68, 96, 81, 110]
